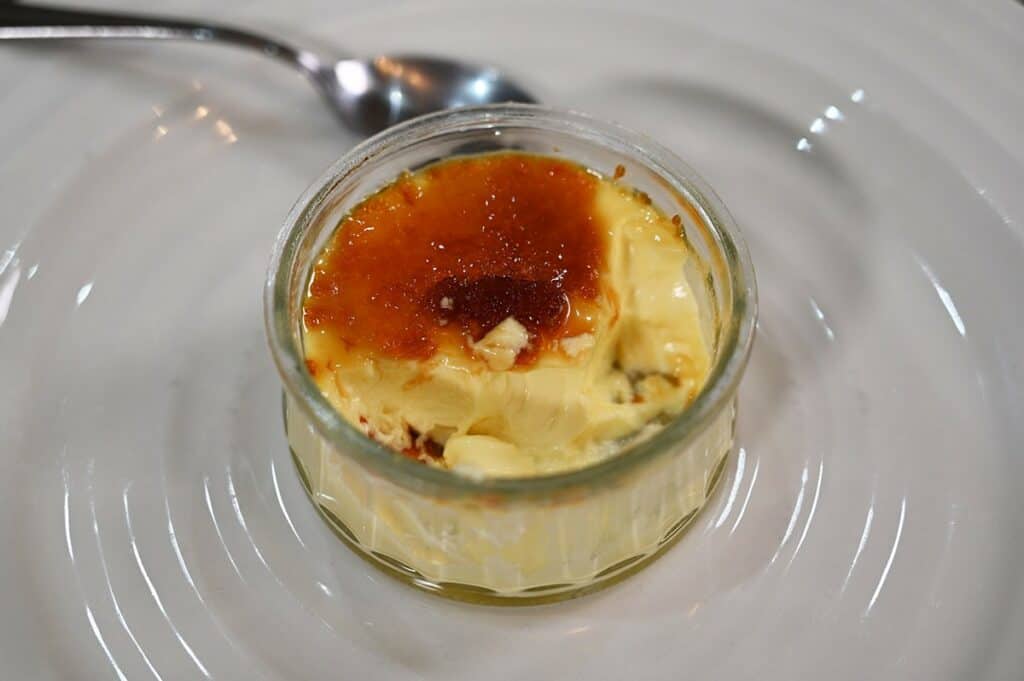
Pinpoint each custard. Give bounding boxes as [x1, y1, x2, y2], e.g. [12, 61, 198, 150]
[302, 152, 710, 478]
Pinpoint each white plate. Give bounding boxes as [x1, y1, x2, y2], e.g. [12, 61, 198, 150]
[2, 0, 1023, 678]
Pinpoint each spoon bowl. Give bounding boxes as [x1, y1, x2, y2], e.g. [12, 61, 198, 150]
[322, 56, 536, 135]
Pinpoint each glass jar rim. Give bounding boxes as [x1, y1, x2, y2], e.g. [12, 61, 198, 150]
[264, 103, 757, 499]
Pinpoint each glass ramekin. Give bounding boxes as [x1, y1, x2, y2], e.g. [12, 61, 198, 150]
[264, 104, 756, 604]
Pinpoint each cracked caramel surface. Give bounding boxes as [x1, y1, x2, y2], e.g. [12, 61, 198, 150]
[304, 154, 604, 365]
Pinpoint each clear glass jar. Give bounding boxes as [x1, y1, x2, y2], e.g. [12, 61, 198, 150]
[264, 104, 756, 604]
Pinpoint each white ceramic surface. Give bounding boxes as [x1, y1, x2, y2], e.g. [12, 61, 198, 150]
[1, 0, 1022, 679]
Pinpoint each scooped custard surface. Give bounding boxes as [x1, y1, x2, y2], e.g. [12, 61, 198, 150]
[302, 152, 710, 478]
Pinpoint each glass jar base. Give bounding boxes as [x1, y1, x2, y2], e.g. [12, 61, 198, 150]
[288, 445, 731, 606]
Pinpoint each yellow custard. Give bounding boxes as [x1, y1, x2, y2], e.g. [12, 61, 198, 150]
[301, 152, 710, 478]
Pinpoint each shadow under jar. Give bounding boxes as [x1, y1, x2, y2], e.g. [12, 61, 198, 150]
[265, 104, 757, 604]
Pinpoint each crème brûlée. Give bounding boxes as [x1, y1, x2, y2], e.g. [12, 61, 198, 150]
[301, 152, 710, 478]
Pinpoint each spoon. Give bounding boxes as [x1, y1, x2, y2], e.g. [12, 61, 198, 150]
[0, 2, 536, 135]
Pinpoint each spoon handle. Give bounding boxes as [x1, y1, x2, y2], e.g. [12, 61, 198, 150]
[0, 2, 323, 76]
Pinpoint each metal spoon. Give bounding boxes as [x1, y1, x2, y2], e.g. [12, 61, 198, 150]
[0, 2, 536, 135]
